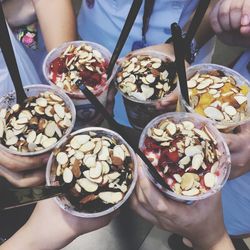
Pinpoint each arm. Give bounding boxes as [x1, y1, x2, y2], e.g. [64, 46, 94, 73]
[32, 0, 76, 51]
[1, 199, 113, 250]
[131, 162, 235, 250]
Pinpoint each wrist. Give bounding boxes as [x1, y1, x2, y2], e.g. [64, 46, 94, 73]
[193, 231, 234, 250]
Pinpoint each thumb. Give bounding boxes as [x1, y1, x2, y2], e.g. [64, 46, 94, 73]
[221, 132, 239, 153]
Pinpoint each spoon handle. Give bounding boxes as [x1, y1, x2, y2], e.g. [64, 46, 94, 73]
[0, 186, 64, 211]
[184, 0, 211, 54]
[0, 3, 27, 104]
[107, 0, 143, 78]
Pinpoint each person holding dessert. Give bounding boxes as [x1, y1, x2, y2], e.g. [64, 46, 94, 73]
[132, 1, 250, 249]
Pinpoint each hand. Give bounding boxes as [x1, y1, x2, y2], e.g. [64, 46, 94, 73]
[0, 150, 49, 187]
[222, 122, 250, 179]
[210, 0, 250, 47]
[130, 162, 231, 250]
[2, 198, 113, 250]
[123, 43, 182, 112]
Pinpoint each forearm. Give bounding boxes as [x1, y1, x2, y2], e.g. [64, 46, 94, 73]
[1, 222, 76, 250]
[32, 0, 76, 51]
[193, 232, 235, 250]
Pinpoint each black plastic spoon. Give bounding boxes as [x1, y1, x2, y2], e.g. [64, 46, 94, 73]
[107, 0, 143, 79]
[0, 185, 65, 211]
[0, 3, 27, 104]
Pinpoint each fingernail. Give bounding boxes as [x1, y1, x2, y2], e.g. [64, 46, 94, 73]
[241, 14, 250, 26]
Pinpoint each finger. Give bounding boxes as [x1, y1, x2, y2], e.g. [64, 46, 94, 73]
[130, 193, 159, 225]
[218, 0, 232, 31]
[210, 1, 224, 33]
[241, 1, 250, 26]
[0, 165, 45, 187]
[0, 150, 49, 172]
[221, 132, 240, 152]
[229, 0, 244, 29]
[137, 165, 171, 215]
[240, 25, 250, 36]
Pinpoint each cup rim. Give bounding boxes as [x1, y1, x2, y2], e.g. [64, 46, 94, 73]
[180, 63, 250, 129]
[46, 127, 138, 218]
[43, 40, 117, 100]
[115, 50, 177, 105]
[0, 84, 76, 157]
[139, 112, 231, 202]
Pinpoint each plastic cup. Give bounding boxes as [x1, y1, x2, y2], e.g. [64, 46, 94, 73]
[0, 84, 76, 157]
[46, 127, 138, 218]
[115, 50, 178, 130]
[139, 112, 231, 203]
[43, 41, 117, 128]
[178, 63, 250, 132]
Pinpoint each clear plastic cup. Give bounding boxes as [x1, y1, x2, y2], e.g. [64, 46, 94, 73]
[139, 112, 231, 203]
[178, 63, 250, 132]
[46, 127, 138, 218]
[0, 84, 76, 157]
[43, 41, 117, 128]
[115, 50, 178, 130]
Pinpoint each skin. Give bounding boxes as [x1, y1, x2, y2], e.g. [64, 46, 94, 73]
[32, 0, 76, 51]
[223, 122, 250, 179]
[130, 162, 235, 250]
[1, 199, 113, 250]
[209, 0, 250, 47]
[0, 0, 76, 187]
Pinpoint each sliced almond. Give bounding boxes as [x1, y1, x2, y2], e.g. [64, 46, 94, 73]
[41, 137, 57, 148]
[72, 159, 81, 178]
[209, 83, 224, 89]
[181, 173, 194, 190]
[70, 135, 90, 149]
[78, 178, 98, 193]
[113, 145, 125, 161]
[63, 168, 73, 183]
[179, 156, 190, 165]
[54, 104, 65, 119]
[36, 97, 48, 107]
[192, 154, 204, 170]
[185, 145, 202, 157]
[45, 121, 56, 137]
[80, 141, 95, 153]
[89, 162, 102, 179]
[204, 106, 224, 121]
[181, 121, 195, 130]
[99, 192, 123, 204]
[6, 136, 18, 146]
[224, 105, 237, 117]
[107, 172, 121, 181]
[0, 119, 5, 138]
[27, 131, 37, 144]
[173, 174, 182, 183]
[204, 172, 216, 188]
[234, 95, 247, 105]
[196, 79, 213, 90]
[83, 154, 96, 168]
[182, 188, 199, 196]
[101, 161, 110, 174]
[98, 146, 110, 161]
[187, 79, 197, 88]
[210, 161, 219, 174]
[166, 122, 177, 136]
[56, 152, 68, 165]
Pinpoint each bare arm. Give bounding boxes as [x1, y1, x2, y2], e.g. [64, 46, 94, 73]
[32, 0, 77, 51]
